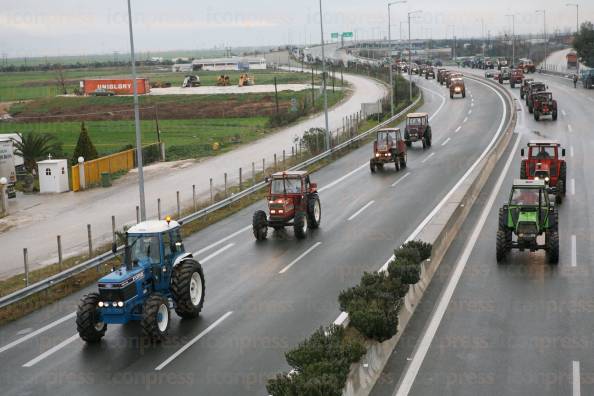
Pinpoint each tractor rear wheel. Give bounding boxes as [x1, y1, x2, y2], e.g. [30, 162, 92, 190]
[141, 293, 170, 342]
[307, 195, 321, 229]
[496, 230, 508, 262]
[405, 140, 412, 148]
[520, 160, 527, 179]
[399, 153, 407, 169]
[171, 260, 205, 319]
[450, 92, 454, 99]
[520, 91, 525, 99]
[394, 157, 401, 171]
[560, 163, 567, 194]
[370, 160, 376, 173]
[552, 111, 558, 121]
[511, 82, 515, 89]
[426, 129, 432, 147]
[294, 212, 308, 239]
[547, 231, 559, 264]
[462, 91, 466, 98]
[76, 292, 106, 343]
[555, 189, 563, 205]
[528, 105, 533, 114]
[252, 210, 268, 240]
[534, 111, 540, 121]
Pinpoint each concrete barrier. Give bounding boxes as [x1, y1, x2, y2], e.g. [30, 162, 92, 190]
[342, 74, 517, 396]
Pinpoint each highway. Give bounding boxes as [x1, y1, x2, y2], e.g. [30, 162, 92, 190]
[371, 69, 594, 395]
[0, 72, 510, 395]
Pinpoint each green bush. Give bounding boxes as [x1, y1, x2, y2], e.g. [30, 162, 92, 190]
[402, 240, 432, 261]
[142, 144, 161, 164]
[267, 372, 344, 396]
[71, 122, 98, 165]
[393, 246, 421, 264]
[388, 257, 420, 285]
[300, 127, 327, 154]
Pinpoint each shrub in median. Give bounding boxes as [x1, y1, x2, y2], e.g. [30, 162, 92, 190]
[393, 246, 421, 264]
[402, 240, 433, 261]
[388, 257, 420, 285]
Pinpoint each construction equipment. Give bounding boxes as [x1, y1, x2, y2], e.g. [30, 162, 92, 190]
[216, 75, 231, 86]
[181, 75, 200, 88]
[496, 179, 559, 264]
[76, 218, 206, 342]
[238, 73, 254, 87]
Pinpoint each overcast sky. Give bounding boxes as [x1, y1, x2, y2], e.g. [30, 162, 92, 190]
[0, 0, 590, 58]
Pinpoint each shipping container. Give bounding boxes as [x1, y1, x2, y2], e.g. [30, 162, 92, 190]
[81, 78, 151, 95]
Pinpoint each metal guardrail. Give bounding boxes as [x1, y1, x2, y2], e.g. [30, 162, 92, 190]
[0, 95, 421, 310]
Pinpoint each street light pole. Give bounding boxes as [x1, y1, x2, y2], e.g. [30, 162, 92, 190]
[408, 10, 422, 102]
[505, 14, 516, 67]
[566, 3, 580, 74]
[536, 10, 547, 70]
[319, 0, 330, 150]
[388, 1, 407, 117]
[127, 0, 146, 221]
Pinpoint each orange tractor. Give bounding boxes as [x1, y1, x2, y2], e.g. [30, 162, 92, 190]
[369, 128, 408, 172]
[520, 140, 567, 204]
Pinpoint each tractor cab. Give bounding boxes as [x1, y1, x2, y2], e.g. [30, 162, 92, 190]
[370, 128, 407, 172]
[526, 82, 546, 111]
[520, 140, 566, 203]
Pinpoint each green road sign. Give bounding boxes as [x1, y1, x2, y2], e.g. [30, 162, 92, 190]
[331, 33, 339, 39]
[342, 32, 353, 38]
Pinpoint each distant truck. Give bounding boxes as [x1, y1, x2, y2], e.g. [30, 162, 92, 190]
[0, 139, 17, 199]
[566, 52, 578, 69]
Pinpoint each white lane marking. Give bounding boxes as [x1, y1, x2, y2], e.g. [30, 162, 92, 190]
[394, 133, 521, 396]
[391, 172, 411, 187]
[419, 86, 446, 122]
[570, 146, 574, 157]
[16, 328, 33, 336]
[571, 178, 575, 195]
[347, 200, 375, 221]
[468, 109, 472, 115]
[198, 243, 234, 263]
[571, 235, 577, 267]
[0, 312, 76, 355]
[471, 102, 474, 107]
[568, 124, 573, 133]
[278, 242, 322, 274]
[562, 109, 567, 116]
[463, 117, 468, 123]
[421, 152, 435, 163]
[573, 360, 581, 396]
[195, 225, 250, 255]
[455, 126, 462, 133]
[441, 137, 451, 147]
[155, 311, 233, 371]
[318, 162, 368, 192]
[23, 334, 78, 367]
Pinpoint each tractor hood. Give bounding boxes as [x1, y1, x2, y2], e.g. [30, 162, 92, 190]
[99, 266, 145, 286]
[516, 211, 540, 236]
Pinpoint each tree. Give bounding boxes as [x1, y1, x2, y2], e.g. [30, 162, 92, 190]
[72, 122, 98, 164]
[573, 21, 594, 68]
[55, 64, 67, 95]
[11, 132, 61, 173]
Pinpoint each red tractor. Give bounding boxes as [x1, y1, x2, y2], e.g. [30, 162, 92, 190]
[532, 92, 558, 121]
[510, 69, 524, 88]
[520, 140, 567, 204]
[404, 112, 432, 149]
[370, 128, 408, 172]
[520, 78, 534, 99]
[252, 171, 321, 240]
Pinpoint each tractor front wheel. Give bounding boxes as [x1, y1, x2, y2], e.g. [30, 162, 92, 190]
[76, 292, 106, 343]
[496, 230, 508, 262]
[547, 231, 559, 264]
[552, 111, 558, 121]
[294, 212, 308, 239]
[370, 160, 376, 173]
[520, 160, 527, 179]
[405, 140, 412, 148]
[534, 111, 540, 121]
[141, 293, 170, 342]
[171, 260, 205, 319]
[307, 195, 321, 229]
[252, 210, 268, 241]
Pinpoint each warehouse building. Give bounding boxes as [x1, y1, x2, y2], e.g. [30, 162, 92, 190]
[170, 57, 267, 72]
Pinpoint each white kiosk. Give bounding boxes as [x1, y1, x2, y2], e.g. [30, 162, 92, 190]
[37, 159, 69, 193]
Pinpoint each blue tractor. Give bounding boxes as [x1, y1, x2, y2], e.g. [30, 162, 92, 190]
[76, 218, 205, 342]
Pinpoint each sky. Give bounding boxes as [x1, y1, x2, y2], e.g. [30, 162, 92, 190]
[0, 0, 591, 58]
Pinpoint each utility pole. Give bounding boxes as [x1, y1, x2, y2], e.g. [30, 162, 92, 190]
[506, 14, 516, 68]
[388, 1, 407, 117]
[408, 10, 422, 102]
[566, 3, 580, 74]
[481, 19, 486, 61]
[319, 0, 330, 150]
[536, 10, 547, 70]
[127, 0, 146, 221]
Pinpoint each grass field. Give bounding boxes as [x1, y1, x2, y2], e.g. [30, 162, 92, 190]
[0, 68, 322, 101]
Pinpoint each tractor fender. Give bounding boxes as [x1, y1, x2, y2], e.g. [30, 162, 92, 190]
[173, 253, 194, 268]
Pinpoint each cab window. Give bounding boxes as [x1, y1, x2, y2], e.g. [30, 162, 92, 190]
[163, 232, 173, 262]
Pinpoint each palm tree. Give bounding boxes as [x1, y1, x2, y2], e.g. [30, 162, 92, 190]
[11, 132, 61, 174]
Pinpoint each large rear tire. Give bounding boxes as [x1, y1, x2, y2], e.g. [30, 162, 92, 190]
[141, 293, 170, 342]
[534, 111, 540, 121]
[252, 210, 268, 240]
[552, 111, 558, 121]
[307, 195, 321, 229]
[547, 231, 559, 265]
[76, 292, 106, 343]
[496, 230, 508, 262]
[370, 160, 376, 173]
[520, 160, 527, 179]
[171, 260, 205, 319]
[399, 153, 407, 169]
[560, 162, 567, 194]
[293, 212, 307, 239]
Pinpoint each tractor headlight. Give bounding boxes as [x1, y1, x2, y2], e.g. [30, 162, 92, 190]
[545, 177, 550, 182]
[112, 302, 118, 307]
[271, 209, 276, 214]
[375, 153, 380, 158]
[534, 177, 539, 180]
[98, 301, 104, 307]
[117, 301, 124, 307]
[278, 209, 284, 214]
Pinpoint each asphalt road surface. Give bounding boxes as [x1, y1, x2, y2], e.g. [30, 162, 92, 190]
[371, 67, 594, 396]
[0, 72, 510, 395]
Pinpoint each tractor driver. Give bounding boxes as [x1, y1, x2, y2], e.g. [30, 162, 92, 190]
[283, 177, 302, 194]
[132, 236, 161, 264]
[535, 147, 551, 159]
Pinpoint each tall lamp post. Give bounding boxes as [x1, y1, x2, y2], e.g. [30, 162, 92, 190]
[566, 3, 580, 74]
[505, 14, 516, 68]
[536, 10, 547, 71]
[408, 10, 422, 102]
[318, 0, 330, 150]
[388, 1, 407, 117]
[127, 0, 146, 221]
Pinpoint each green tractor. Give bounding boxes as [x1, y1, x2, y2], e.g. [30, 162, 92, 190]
[496, 179, 559, 264]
